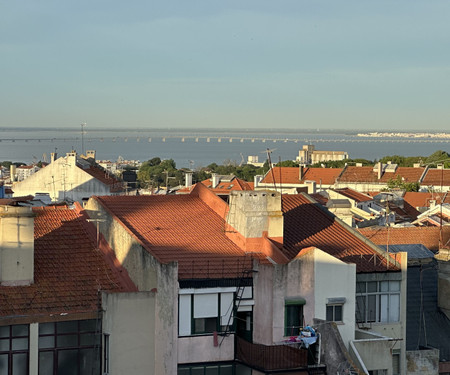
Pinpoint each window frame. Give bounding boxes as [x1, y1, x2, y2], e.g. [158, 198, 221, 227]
[326, 304, 343, 323]
[284, 298, 305, 337]
[0, 324, 30, 375]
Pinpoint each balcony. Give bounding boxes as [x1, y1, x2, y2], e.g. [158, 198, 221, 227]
[235, 336, 324, 373]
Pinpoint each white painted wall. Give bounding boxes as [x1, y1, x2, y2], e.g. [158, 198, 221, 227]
[313, 249, 356, 348]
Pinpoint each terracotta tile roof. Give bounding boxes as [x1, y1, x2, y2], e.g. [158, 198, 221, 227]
[422, 169, 450, 187]
[83, 166, 124, 192]
[309, 193, 329, 206]
[403, 192, 450, 209]
[358, 226, 450, 252]
[337, 166, 425, 184]
[281, 194, 400, 272]
[93, 194, 253, 279]
[330, 188, 373, 203]
[0, 205, 136, 318]
[261, 167, 342, 185]
[178, 176, 253, 195]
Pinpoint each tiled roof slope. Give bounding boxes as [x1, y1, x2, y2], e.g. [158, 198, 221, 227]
[358, 226, 450, 252]
[421, 168, 450, 187]
[0, 206, 136, 318]
[330, 188, 373, 203]
[281, 194, 399, 273]
[261, 167, 342, 185]
[83, 166, 124, 192]
[178, 177, 253, 195]
[337, 166, 425, 183]
[93, 195, 253, 279]
[403, 191, 450, 209]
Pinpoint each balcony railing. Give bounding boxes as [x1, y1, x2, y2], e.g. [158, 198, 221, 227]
[236, 336, 309, 372]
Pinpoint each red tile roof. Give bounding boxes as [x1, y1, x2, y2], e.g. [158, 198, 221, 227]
[358, 226, 450, 252]
[337, 166, 425, 184]
[178, 176, 253, 195]
[330, 188, 373, 203]
[0, 205, 136, 318]
[261, 167, 342, 186]
[92, 194, 253, 279]
[281, 194, 400, 272]
[421, 169, 450, 187]
[83, 166, 124, 192]
[403, 192, 450, 209]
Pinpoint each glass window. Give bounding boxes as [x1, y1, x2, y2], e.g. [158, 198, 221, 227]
[194, 317, 217, 334]
[0, 325, 29, 375]
[285, 304, 303, 336]
[326, 305, 343, 322]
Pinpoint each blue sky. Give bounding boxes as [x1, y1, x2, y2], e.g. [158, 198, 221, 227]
[1, 1, 449, 130]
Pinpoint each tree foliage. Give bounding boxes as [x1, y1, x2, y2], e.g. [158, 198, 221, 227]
[137, 158, 182, 188]
[385, 175, 420, 192]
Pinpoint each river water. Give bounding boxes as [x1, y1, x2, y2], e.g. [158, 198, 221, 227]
[0, 127, 449, 169]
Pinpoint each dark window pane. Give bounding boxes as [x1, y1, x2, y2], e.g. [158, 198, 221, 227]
[178, 368, 190, 375]
[205, 366, 219, 375]
[367, 282, 377, 293]
[0, 339, 9, 351]
[335, 306, 343, 322]
[12, 353, 27, 375]
[356, 296, 365, 323]
[285, 305, 302, 336]
[57, 350, 78, 375]
[194, 318, 217, 334]
[356, 282, 366, 294]
[0, 327, 9, 339]
[191, 367, 204, 375]
[79, 320, 97, 333]
[39, 351, 54, 375]
[57, 335, 78, 348]
[0, 354, 8, 373]
[57, 321, 78, 334]
[39, 323, 55, 335]
[80, 333, 95, 347]
[12, 338, 28, 351]
[39, 336, 55, 349]
[368, 295, 377, 322]
[326, 306, 333, 321]
[80, 348, 100, 375]
[12, 325, 28, 337]
[220, 365, 233, 375]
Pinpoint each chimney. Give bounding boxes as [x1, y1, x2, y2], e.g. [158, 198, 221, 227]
[0, 205, 34, 285]
[356, 163, 363, 167]
[66, 151, 77, 167]
[185, 171, 193, 188]
[377, 163, 383, 180]
[227, 191, 283, 239]
[50, 152, 57, 163]
[437, 164, 444, 170]
[299, 165, 304, 181]
[254, 175, 263, 188]
[413, 163, 421, 168]
[211, 173, 219, 188]
[305, 180, 316, 194]
[85, 150, 96, 161]
[10, 165, 16, 182]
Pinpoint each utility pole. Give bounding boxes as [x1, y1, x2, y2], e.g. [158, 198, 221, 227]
[81, 122, 87, 156]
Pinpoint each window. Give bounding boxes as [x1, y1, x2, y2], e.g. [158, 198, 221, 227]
[392, 349, 400, 375]
[0, 324, 29, 375]
[284, 298, 305, 336]
[38, 319, 101, 375]
[356, 281, 400, 323]
[326, 304, 343, 322]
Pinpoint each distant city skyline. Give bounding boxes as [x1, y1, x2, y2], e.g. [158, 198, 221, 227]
[1, 1, 449, 131]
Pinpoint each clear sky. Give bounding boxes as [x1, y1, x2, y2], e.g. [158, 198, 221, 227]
[1, 1, 449, 131]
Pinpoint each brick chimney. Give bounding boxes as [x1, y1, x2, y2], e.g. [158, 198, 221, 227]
[0, 205, 34, 285]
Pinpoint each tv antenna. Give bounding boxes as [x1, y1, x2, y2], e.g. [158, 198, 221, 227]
[81, 122, 87, 156]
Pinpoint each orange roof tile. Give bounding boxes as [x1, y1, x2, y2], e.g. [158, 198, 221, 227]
[83, 166, 124, 192]
[93, 194, 252, 279]
[403, 192, 450, 209]
[0, 206, 136, 318]
[178, 177, 253, 195]
[330, 188, 373, 203]
[338, 166, 425, 184]
[281, 194, 399, 273]
[261, 167, 342, 185]
[422, 169, 450, 187]
[358, 226, 450, 252]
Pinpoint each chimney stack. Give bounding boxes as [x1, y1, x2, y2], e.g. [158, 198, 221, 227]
[185, 171, 193, 188]
[299, 165, 304, 181]
[254, 175, 263, 188]
[211, 173, 219, 188]
[51, 152, 58, 163]
[0, 205, 34, 285]
[377, 163, 383, 180]
[9, 165, 16, 182]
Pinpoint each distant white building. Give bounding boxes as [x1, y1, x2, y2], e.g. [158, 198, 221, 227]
[15, 165, 40, 181]
[296, 144, 349, 165]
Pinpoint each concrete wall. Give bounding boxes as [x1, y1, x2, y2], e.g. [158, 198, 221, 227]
[0, 205, 34, 285]
[86, 198, 178, 374]
[436, 251, 450, 319]
[102, 291, 158, 374]
[352, 338, 393, 374]
[313, 249, 356, 347]
[12, 154, 112, 203]
[178, 335, 234, 364]
[406, 349, 439, 375]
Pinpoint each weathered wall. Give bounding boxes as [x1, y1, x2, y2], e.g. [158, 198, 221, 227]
[436, 253, 450, 319]
[253, 263, 274, 345]
[0, 205, 34, 284]
[177, 335, 234, 363]
[406, 349, 439, 375]
[102, 292, 158, 374]
[352, 338, 393, 374]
